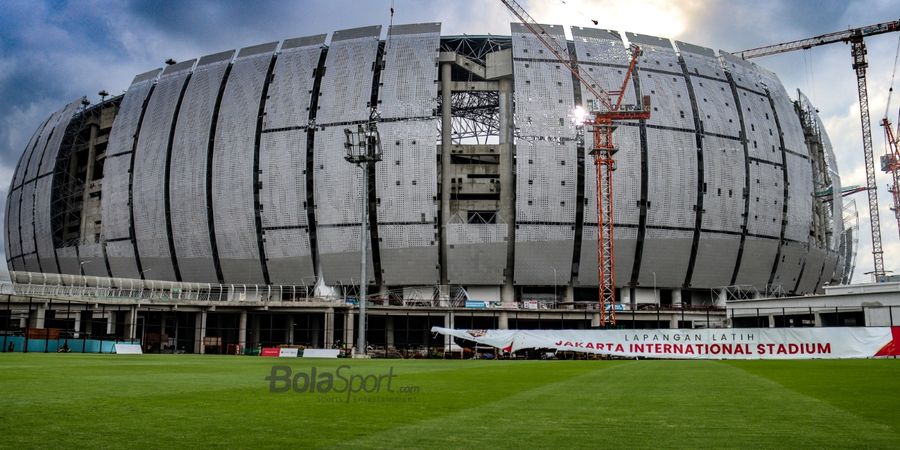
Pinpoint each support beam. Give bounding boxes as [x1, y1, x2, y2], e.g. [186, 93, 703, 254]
[238, 310, 247, 351]
[324, 308, 335, 348]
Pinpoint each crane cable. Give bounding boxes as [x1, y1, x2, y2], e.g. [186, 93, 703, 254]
[885, 32, 900, 120]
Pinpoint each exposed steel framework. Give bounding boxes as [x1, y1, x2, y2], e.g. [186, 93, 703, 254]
[500, 0, 650, 325]
[737, 19, 900, 282]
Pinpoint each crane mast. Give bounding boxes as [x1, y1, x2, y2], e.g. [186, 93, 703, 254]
[499, 0, 650, 325]
[737, 19, 900, 282]
[882, 115, 900, 242]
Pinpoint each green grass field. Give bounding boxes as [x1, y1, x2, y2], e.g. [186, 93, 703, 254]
[0, 354, 898, 448]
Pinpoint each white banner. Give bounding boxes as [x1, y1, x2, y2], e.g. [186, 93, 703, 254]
[278, 348, 299, 358]
[432, 327, 900, 359]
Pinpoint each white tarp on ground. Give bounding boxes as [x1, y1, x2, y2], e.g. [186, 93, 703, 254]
[431, 327, 900, 359]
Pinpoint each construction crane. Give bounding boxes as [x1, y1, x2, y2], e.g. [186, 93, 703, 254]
[499, 0, 651, 326]
[883, 114, 900, 242]
[736, 19, 900, 282]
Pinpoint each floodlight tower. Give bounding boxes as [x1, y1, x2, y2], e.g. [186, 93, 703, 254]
[344, 108, 382, 357]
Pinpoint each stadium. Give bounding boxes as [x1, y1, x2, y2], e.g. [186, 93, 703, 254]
[1, 23, 856, 353]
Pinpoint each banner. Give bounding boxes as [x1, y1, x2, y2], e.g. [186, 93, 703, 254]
[431, 327, 900, 359]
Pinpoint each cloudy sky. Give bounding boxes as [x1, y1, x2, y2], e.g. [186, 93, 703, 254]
[1, 0, 898, 283]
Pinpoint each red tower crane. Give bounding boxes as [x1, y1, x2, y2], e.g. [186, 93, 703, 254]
[499, 0, 651, 326]
[882, 114, 900, 241]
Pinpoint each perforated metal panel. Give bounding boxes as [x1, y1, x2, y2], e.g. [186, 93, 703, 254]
[515, 224, 575, 285]
[784, 153, 813, 242]
[375, 120, 439, 285]
[18, 182, 36, 265]
[797, 247, 825, 293]
[746, 161, 784, 237]
[771, 241, 805, 291]
[691, 232, 741, 288]
[691, 78, 740, 137]
[735, 236, 779, 289]
[627, 33, 682, 74]
[739, 90, 780, 164]
[447, 221, 507, 284]
[77, 243, 108, 277]
[576, 226, 636, 286]
[379, 23, 439, 119]
[263, 36, 324, 130]
[7, 189, 22, 259]
[101, 69, 161, 279]
[23, 109, 62, 184]
[12, 116, 51, 188]
[169, 51, 233, 283]
[132, 62, 194, 281]
[701, 135, 745, 232]
[212, 44, 275, 284]
[719, 51, 767, 92]
[316, 26, 381, 125]
[677, 41, 726, 80]
[646, 128, 697, 230]
[56, 246, 79, 275]
[317, 226, 375, 284]
[259, 129, 313, 283]
[638, 228, 693, 287]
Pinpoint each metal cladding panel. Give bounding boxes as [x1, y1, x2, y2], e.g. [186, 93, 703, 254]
[260, 130, 307, 228]
[584, 126, 640, 226]
[691, 232, 741, 288]
[516, 141, 577, 223]
[734, 236, 779, 289]
[3, 192, 9, 259]
[169, 53, 232, 283]
[12, 116, 51, 187]
[262, 228, 314, 284]
[691, 77, 741, 137]
[638, 70, 694, 130]
[701, 135, 745, 232]
[772, 241, 805, 291]
[315, 27, 380, 125]
[33, 176, 57, 272]
[19, 182, 36, 257]
[797, 246, 825, 294]
[317, 226, 375, 284]
[101, 76, 158, 243]
[677, 42, 726, 80]
[262, 39, 322, 130]
[740, 89, 781, 164]
[576, 226, 636, 286]
[37, 100, 81, 177]
[785, 152, 813, 242]
[376, 120, 437, 223]
[23, 109, 62, 183]
[626, 33, 682, 75]
[747, 161, 784, 237]
[646, 128, 697, 230]
[637, 229, 693, 287]
[762, 78, 807, 155]
[77, 243, 108, 277]
[7, 189, 22, 258]
[511, 23, 567, 59]
[314, 126, 364, 226]
[133, 67, 192, 282]
[446, 222, 507, 284]
[572, 27, 627, 65]
[212, 49, 272, 284]
[511, 63, 576, 139]
[822, 251, 838, 285]
[720, 51, 767, 92]
[379, 224, 439, 285]
[56, 246, 79, 275]
[106, 240, 140, 279]
[514, 224, 575, 285]
[378, 24, 440, 119]
[375, 121, 439, 285]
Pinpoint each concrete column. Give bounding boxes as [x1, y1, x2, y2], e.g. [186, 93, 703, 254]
[499, 76, 516, 305]
[669, 315, 679, 329]
[715, 289, 728, 308]
[83, 311, 93, 336]
[620, 288, 632, 310]
[444, 312, 454, 349]
[30, 304, 46, 329]
[324, 307, 335, 348]
[440, 61, 453, 286]
[672, 289, 682, 307]
[768, 314, 776, 328]
[286, 314, 295, 344]
[238, 310, 248, 351]
[813, 312, 823, 327]
[124, 306, 137, 340]
[564, 286, 575, 305]
[73, 311, 82, 339]
[345, 310, 355, 352]
[498, 310, 509, 330]
[106, 312, 115, 335]
[310, 314, 321, 348]
[385, 315, 395, 349]
[591, 312, 602, 327]
[194, 310, 207, 354]
[251, 314, 260, 348]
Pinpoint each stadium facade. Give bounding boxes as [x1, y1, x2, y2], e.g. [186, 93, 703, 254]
[4, 23, 852, 310]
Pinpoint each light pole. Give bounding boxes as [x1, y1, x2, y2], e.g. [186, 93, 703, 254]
[344, 108, 382, 357]
[79, 260, 92, 292]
